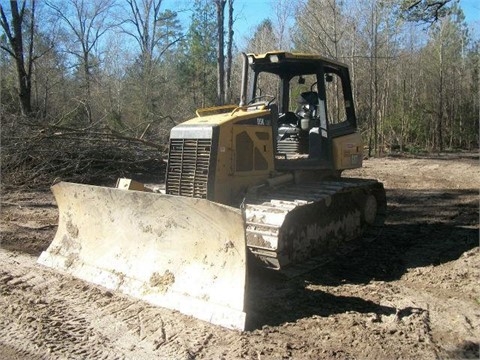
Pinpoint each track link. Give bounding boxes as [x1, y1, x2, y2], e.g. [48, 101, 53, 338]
[244, 178, 387, 274]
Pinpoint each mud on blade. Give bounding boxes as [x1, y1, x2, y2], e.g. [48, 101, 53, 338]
[38, 182, 247, 330]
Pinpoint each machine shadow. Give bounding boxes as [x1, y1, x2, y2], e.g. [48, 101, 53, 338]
[245, 279, 396, 330]
[245, 188, 478, 329]
[309, 188, 479, 285]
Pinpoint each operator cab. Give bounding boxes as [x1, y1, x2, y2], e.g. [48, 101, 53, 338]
[243, 52, 357, 171]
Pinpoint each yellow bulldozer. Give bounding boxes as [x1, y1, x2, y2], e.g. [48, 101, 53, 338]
[38, 52, 386, 330]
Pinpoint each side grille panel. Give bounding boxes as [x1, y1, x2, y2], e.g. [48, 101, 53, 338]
[166, 138, 212, 198]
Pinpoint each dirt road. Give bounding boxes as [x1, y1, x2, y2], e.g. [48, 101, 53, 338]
[1, 153, 479, 359]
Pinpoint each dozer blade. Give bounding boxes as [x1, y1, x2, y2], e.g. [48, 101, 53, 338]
[38, 182, 247, 330]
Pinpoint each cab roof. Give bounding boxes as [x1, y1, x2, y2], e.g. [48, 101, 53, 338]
[246, 51, 348, 77]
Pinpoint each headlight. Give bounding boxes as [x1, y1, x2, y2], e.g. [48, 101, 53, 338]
[269, 55, 279, 63]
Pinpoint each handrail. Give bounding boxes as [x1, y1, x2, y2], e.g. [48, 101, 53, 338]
[229, 103, 268, 116]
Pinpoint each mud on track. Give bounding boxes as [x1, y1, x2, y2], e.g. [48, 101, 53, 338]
[1, 153, 479, 359]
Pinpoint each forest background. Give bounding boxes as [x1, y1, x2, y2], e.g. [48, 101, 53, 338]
[1, 0, 479, 188]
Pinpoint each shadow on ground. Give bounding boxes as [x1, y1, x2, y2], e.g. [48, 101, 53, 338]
[246, 188, 479, 329]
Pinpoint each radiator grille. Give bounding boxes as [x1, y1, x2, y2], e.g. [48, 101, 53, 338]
[166, 138, 212, 198]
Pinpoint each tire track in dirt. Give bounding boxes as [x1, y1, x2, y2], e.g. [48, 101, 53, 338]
[0, 250, 222, 359]
[0, 251, 122, 359]
[1, 154, 479, 359]
[397, 247, 480, 355]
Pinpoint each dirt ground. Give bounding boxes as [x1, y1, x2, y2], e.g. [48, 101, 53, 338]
[1, 153, 479, 359]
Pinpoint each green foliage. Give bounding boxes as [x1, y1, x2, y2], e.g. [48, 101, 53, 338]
[176, 0, 217, 110]
[400, 0, 454, 23]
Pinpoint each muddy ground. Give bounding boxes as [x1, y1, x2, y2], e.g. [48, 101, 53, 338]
[1, 153, 479, 359]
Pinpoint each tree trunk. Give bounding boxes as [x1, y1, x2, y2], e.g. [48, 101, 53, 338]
[0, 0, 34, 115]
[224, 0, 234, 104]
[215, 0, 226, 106]
[437, 40, 444, 151]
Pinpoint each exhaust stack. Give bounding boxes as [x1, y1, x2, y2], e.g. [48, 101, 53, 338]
[239, 52, 248, 106]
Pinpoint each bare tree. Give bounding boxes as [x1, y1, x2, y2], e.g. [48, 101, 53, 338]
[247, 19, 278, 54]
[214, 0, 226, 105]
[224, 0, 234, 104]
[401, 0, 453, 23]
[120, 0, 183, 128]
[294, 0, 346, 59]
[272, 0, 295, 50]
[122, 0, 182, 67]
[0, 0, 37, 115]
[46, 0, 116, 123]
